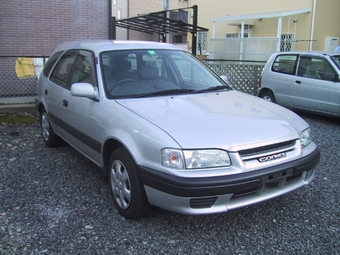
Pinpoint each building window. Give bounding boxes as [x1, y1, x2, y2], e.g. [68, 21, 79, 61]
[226, 33, 238, 38]
[117, 9, 121, 19]
[197, 32, 207, 52]
[113, 0, 117, 5]
[280, 34, 295, 52]
[226, 30, 252, 38]
[173, 35, 183, 44]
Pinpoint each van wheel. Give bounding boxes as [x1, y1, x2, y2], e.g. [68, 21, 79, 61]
[108, 147, 151, 219]
[261, 91, 276, 103]
[39, 108, 62, 147]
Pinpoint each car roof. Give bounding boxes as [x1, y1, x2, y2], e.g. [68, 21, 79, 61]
[52, 40, 183, 55]
[271, 51, 340, 57]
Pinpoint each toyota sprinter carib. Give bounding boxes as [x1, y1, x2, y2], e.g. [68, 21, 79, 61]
[36, 40, 320, 219]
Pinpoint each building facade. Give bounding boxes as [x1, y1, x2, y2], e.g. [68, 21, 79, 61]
[189, 0, 340, 59]
[0, 0, 110, 56]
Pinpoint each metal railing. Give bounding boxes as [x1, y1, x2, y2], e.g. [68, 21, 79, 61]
[0, 56, 265, 105]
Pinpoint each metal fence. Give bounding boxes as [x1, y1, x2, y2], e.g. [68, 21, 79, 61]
[0, 56, 48, 105]
[202, 59, 266, 95]
[0, 56, 266, 105]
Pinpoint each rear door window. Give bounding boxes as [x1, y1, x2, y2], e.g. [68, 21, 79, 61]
[271, 54, 298, 75]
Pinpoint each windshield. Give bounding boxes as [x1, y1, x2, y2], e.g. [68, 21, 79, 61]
[331, 55, 340, 70]
[100, 49, 231, 98]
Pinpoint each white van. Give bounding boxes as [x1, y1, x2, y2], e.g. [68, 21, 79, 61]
[258, 51, 340, 117]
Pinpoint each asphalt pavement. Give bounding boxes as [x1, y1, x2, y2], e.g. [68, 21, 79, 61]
[0, 111, 339, 254]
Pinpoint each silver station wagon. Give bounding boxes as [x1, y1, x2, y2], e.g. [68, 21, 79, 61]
[36, 40, 320, 219]
[258, 51, 340, 117]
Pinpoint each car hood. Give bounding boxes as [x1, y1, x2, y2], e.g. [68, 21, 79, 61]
[117, 91, 307, 150]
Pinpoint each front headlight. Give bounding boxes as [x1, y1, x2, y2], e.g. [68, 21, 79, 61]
[300, 128, 311, 149]
[161, 148, 231, 169]
[183, 149, 231, 169]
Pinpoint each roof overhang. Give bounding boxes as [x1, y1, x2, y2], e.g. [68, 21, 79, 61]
[211, 8, 311, 23]
[116, 9, 209, 35]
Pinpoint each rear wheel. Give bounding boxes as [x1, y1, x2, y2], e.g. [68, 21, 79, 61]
[261, 91, 276, 103]
[39, 108, 62, 147]
[108, 147, 151, 219]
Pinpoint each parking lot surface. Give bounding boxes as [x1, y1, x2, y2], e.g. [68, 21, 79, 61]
[1, 111, 339, 254]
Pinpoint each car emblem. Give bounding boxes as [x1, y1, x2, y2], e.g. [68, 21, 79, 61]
[258, 152, 286, 162]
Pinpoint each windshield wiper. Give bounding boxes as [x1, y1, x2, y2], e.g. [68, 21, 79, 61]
[194, 85, 229, 93]
[135, 89, 196, 98]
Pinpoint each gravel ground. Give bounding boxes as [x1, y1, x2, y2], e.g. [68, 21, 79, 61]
[0, 111, 339, 255]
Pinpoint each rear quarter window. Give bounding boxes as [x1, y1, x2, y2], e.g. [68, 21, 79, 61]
[271, 54, 298, 75]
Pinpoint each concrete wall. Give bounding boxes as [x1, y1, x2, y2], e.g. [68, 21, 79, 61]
[0, 0, 109, 56]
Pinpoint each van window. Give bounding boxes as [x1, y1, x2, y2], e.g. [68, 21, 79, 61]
[271, 54, 298, 75]
[298, 56, 336, 80]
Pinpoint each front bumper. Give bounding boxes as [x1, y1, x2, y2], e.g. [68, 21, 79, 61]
[139, 147, 320, 215]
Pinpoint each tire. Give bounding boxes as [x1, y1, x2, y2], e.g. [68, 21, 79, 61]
[261, 91, 276, 103]
[108, 147, 151, 219]
[39, 108, 62, 147]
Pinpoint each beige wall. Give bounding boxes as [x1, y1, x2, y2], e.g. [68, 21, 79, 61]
[189, 0, 340, 52]
[313, 0, 340, 51]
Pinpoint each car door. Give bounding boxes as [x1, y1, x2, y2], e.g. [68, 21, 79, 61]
[60, 50, 102, 163]
[46, 50, 78, 135]
[292, 55, 339, 115]
[266, 54, 299, 107]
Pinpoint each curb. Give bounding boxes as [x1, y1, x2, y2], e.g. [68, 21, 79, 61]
[0, 104, 37, 115]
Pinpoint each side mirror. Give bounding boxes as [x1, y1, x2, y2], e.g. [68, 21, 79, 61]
[220, 75, 233, 87]
[71, 83, 98, 99]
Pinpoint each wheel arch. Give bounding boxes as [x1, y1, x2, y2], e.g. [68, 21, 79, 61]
[102, 138, 131, 176]
[37, 102, 45, 115]
[258, 87, 274, 97]
[258, 88, 277, 103]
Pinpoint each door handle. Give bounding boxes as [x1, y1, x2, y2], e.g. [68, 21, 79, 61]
[295, 80, 301, 84]
[63, 99, 68, 107]
[44, 89, 48, 95]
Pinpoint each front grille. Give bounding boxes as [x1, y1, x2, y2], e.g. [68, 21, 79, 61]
[190, 197, 217, 209]
[238, 140, 297, 162]
[239, 140, 296, 157]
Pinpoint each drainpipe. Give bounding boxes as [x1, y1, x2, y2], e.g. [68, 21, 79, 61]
[109, 0, 113, 39]
[163, 0, 169, 43]
[127, 0, 130, 40]
[192, 5, 198, 55]
[310, 0, 316, 50]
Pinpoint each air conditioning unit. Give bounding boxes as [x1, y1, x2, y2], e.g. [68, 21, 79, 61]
[324, 36, 339, 51]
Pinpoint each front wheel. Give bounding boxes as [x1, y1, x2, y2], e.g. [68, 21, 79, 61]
[108, 147, 151, 219]
[260, 91, 276, 103]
